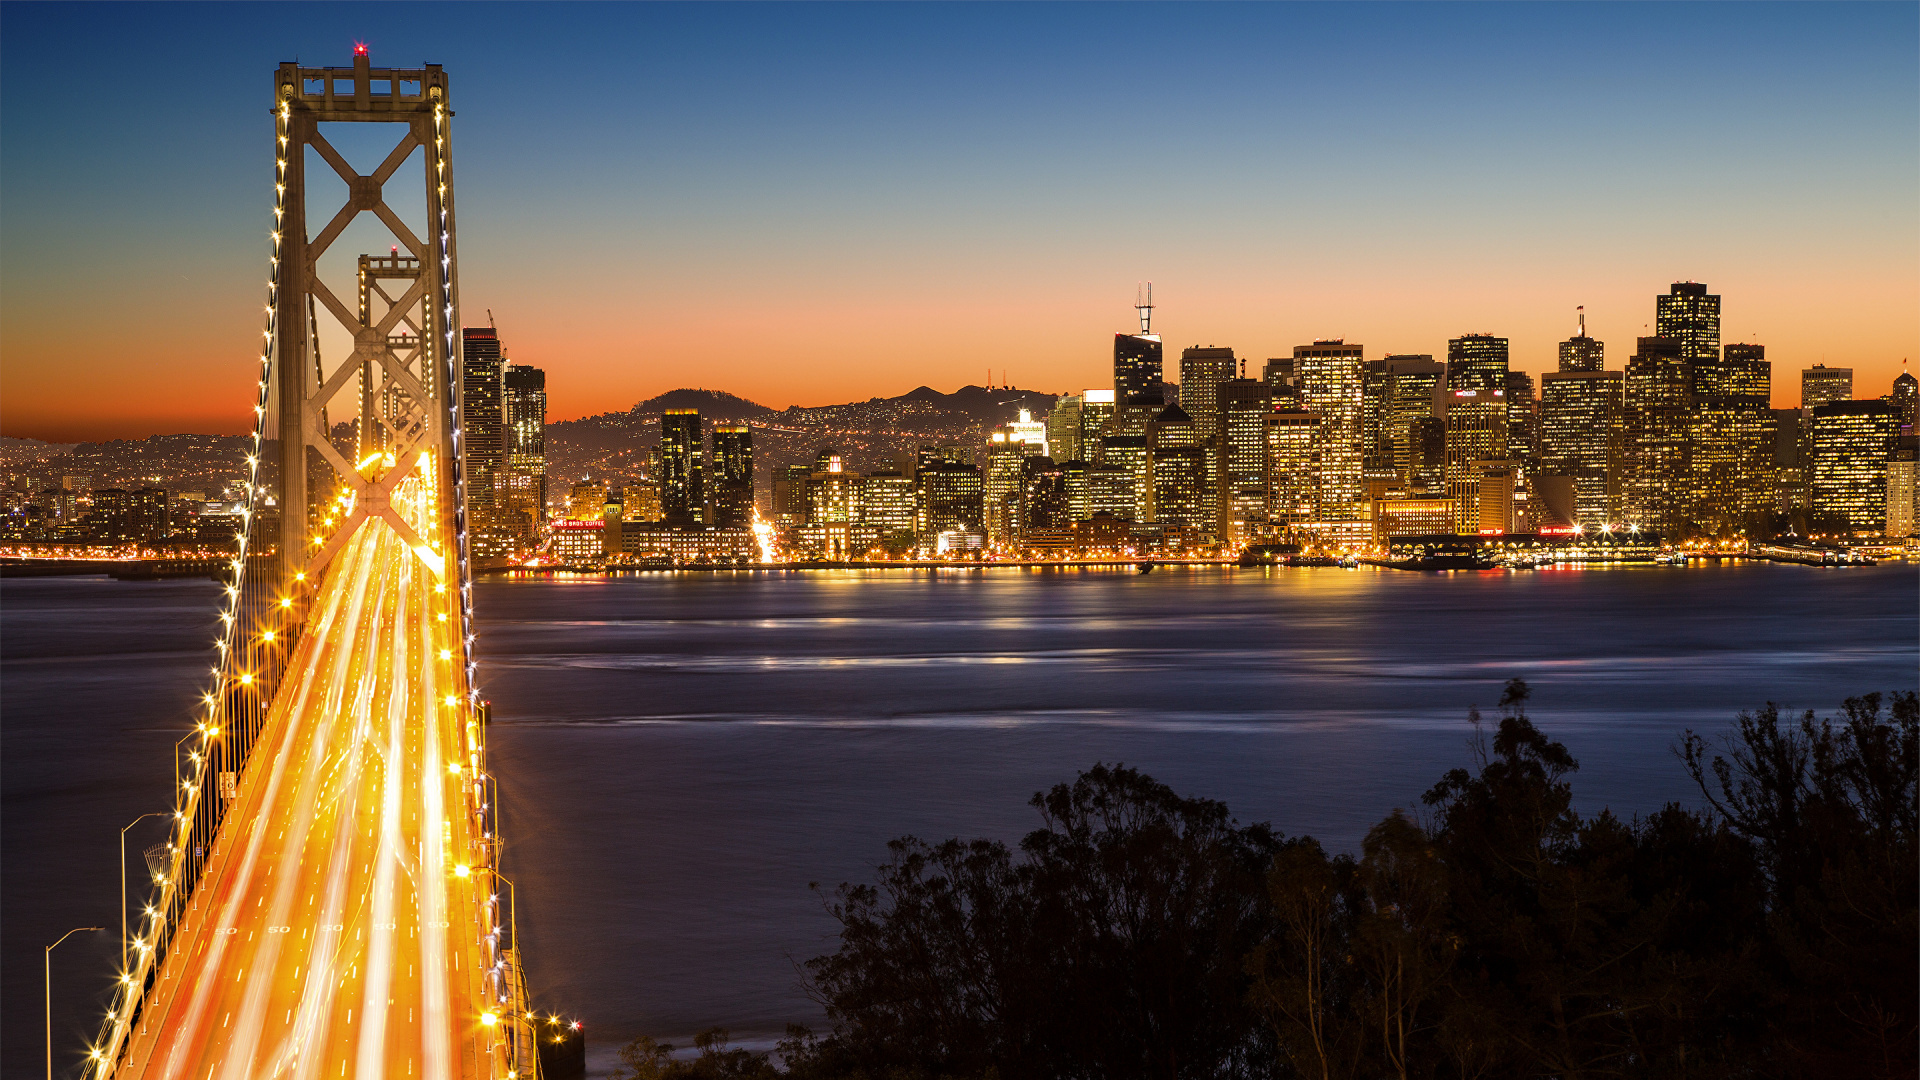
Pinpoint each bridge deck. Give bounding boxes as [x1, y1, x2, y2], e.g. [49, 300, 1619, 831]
[117, 518, 502, 1078]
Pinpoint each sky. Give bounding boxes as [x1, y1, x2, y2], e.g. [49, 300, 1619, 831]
[1, 2, 1915, 442]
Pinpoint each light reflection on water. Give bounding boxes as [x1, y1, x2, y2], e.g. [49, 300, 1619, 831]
[0, 566, 1911, 1075]
[472, 563, 1913, 1065]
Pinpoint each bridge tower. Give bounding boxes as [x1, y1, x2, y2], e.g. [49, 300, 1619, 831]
[88, 51, 539, 1080]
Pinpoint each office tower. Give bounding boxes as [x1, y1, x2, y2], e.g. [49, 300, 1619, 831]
[1016, 457, 1069, 540]
[623, 481, 663, 523]
[460, 327, 506, 526]
[567, 479, 607, 520]
[89, 488, 128, 541]
[1261, 357, 1302, 409]
[1802, 365, 1853, 409]
[862, 469, 916, 537]
[1559, 310, 1604, 372]
[502, 364, 548, 540]
[1100, 433, 1150, 523]
[1382, 355, 1443, 484]
[1621, 337, 1691, 533]
[773, 463, 813, 528]
[1219, 379, 1272, 542]
[1445, 335, 1509, 534]
[1539, 369, 1625, 528]
[1078, 389, 1117, 461]
[1360, 360, 1396, 481]
[1007, 409, 1050, 456]
[1656, 282, 1720, 364]
[1505, 370, 1537, 467]
[1114, 289, 1164, 404]
[1689, 344, 1771, 534]
[1473, 460, 1519, 534]
[807, 452, 863, 524]
[710, 423, 754, 527]
[1407, 416, 1447, 491]
[1266, 411, 1320, 534]
[1047, 395, 1084, 465]
[1767, 408, 1811, 518]
[1810, 401, 1898, 533]
[985, 427, 1042, 542]
[1148, 405, 1213, 533]
[1297, 340, 1367, 541]
[1888, 437, 1917, 539]
[1893, 368, 1919, 434]
[1179, 347, 1237, 439]
[660, 409, 705, 525]
[129, 487, 170, 541]
[915, 454, 984, 537]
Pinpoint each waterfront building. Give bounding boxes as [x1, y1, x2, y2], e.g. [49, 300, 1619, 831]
[623, 481, 663, 524]
[1801, 364, 1853, 410]
[1016, 457, 1070, 543]
[618, 523, 758, 562]
[1472, 459, 1521, 534]
[661, 409, 705, 526]
[1047, 395, 1083, 465]
[1297, 340, 1367, 540]
[1621, 336, 1691, 533]
[1656, 282, 1720, 364]
[1084, 463, 1135, 523]
[1266, 410, 1320, 535]
[550, 518, 603, 563]
[1219, 378, 1273, 543]
[1179, 347, 1238, 440]
[1689, 343, 1771, 535]
[1810, 401, 1898, 534]
[502, 364, 548, 541]
[1445, 334, 1509, 534]
[1539, 369, 1624, 528]
[709, 423, 755, 528]
[1370, 493, 1456, 545]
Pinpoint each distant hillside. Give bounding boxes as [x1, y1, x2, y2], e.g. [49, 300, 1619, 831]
[630, 388, 774, 418]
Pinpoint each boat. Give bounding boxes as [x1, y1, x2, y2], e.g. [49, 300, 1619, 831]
[1136, 562, 1155, 575]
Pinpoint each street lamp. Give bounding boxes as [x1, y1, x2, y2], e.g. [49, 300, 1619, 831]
[46, 926, 103, 1080]
[121, 813, 169, 970]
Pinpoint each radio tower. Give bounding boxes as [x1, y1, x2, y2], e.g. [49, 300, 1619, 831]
[1136, 282, 1154, 334]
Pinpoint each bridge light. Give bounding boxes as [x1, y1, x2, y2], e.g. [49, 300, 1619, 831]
[480, 1011, 498, 1027]
[455, 864, 471, 878]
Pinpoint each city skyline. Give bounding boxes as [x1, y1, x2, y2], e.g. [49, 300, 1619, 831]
[3, 3, 1917, 442]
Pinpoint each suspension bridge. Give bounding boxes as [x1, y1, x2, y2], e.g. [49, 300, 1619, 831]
[82, 52, 546, 1078]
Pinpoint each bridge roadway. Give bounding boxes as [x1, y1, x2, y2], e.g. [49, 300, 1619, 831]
[116, 516, 502, 1078]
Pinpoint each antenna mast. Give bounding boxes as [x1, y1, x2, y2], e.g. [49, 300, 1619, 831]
[1577, 305, 1586, 337]
[1135, 282, 1154, 334]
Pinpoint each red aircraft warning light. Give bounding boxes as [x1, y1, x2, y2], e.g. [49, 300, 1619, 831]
[354, 42, 369, 57]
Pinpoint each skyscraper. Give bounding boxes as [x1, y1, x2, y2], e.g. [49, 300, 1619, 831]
[502, 364, 548, 541]
[1810, 401, 1898, 534]
[1114, 290, 1164, 405]
[1148, 404, 1213, 533]
[1078, 389, 1117, 461]
[1621, 336, 1690, 533]
[1539, 369, 1624, 528]
[1656, 282, 1720, 364]
[1382, 355, 1443, 485]
[1445, 335, 1509, 533]
[1218, 378, 1272, 542]
[460, 327, 505, 530]
[1296, 340, 1367, 542]
[1892, 367, 1919, 435]
[1178, 346, 1238, 440]
[1688, 344, 1771, 534]
[1802, 365, 1853, 409]
[660, 409, 705, 526]
[710, 423, 755, 527]
[1265, 411, 1320, 535]
[985, 426, 1042, 542]
[1046, 394, 1084, 465]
